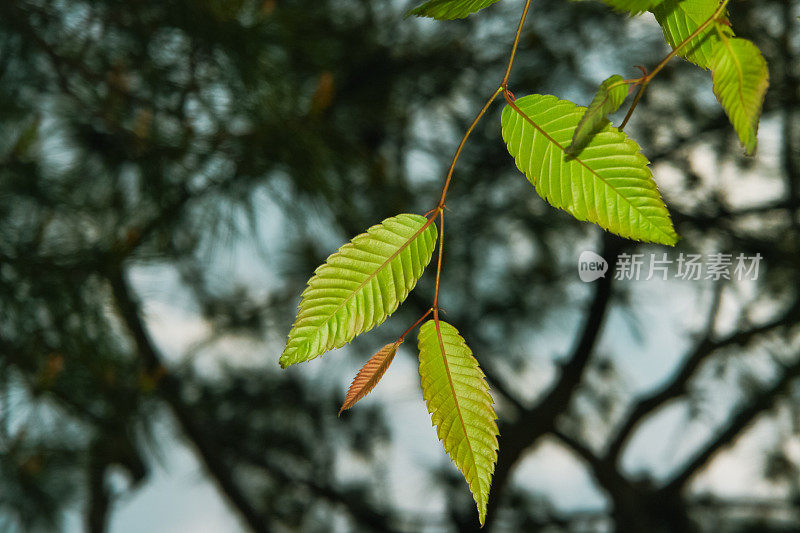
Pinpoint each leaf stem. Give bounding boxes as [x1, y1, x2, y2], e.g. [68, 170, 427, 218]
[432, 210, 445, 307]
[502, 89, 567, 152]
[436, 86, 503, 209]
[618, 84, 646, 130]
[429, 0, 533, 324]
[430, 86, 501, 311]
[435, 0, 533, 210]
[501, 0, 534, 87]
[398, 308, 433, 343]
[619, 0, 730, 130]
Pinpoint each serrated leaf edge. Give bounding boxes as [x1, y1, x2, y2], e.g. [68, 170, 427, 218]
[280, 214, 437, 368]
[418, 318, 498, 526]
[504, 97, 677, 245]
[339, 341, 400, 415]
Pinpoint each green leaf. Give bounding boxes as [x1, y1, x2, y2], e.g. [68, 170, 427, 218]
[418, 319, 498, 526]
[569, 75, 629, 154]
[652, 0, 733, 69]
[601, 0, 665, 15]
[501, 94, 678, 245]
[406, 0, 501, 20]
[710, 37, 769, 155]
[280, 214, 437, 368]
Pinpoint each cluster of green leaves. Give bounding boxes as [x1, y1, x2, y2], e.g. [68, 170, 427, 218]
[655, 0, 767, 154]
[280, 212, 499, 523]
[280, 0, 769, 525]
[604, 0, 769, 155]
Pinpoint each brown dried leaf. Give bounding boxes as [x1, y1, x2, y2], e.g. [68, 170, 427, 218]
[339, 341, 400, 415]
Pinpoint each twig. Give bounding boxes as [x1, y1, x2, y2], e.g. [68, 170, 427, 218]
[619, 0, 730, 130]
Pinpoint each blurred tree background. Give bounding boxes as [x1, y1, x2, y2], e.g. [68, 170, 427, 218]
[0, 0, 799, 531]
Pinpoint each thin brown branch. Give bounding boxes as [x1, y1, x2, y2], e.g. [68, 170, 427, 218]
[501, 0, 533, 87]
[619, 0, 730, 130]
[432, 211, 446, 308]
[398, 308, 433, 343]
[430, 0, 533, 311]
[435, 87, 503, 210]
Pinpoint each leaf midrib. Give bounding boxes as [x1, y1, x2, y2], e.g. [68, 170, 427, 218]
[433, 319, 482, 496]
[721, 38, 750, 125]
[658, 1, 724, 66]
[341, 343, 398, 412]
[308, 216, 434, 343]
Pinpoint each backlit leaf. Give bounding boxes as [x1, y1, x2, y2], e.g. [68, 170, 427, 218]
[406, 0, 501, 20]
[418, 319, 498, 526]
[280, 214, 437, 368]
[652, 0, 733, 69]
[569, 75, 629, 154]
[601, 0, 665, 15]
[710, 37, 769, 155]
[501, 94, 678, 245]
[339, 341, 400, 415]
